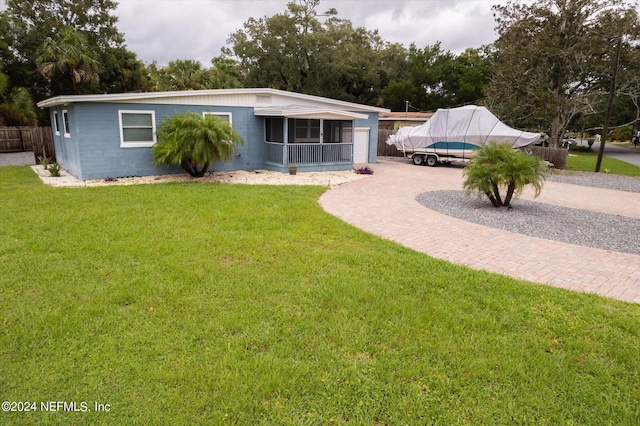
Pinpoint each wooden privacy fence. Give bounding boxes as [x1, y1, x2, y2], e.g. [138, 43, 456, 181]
[527, 146, 568, 170]
[0, 127, 33, 152]
[377, 129, 404, 157]
[0, 126, 55, 163]
[31, 127, 56, 163]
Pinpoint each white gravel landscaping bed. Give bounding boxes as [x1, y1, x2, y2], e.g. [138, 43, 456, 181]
[31, 165, 367, 188]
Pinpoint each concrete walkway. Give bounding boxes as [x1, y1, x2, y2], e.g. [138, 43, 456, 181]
[320, 159, 640, 304]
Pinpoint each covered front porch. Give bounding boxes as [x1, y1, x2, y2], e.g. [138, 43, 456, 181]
[255, 106, 368, 172]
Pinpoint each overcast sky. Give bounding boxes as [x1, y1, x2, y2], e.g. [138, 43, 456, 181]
[114, 0, 510, 66]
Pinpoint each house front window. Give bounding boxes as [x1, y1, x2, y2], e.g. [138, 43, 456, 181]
[203, 111, 232, 124]
[119, 110, 156, 148]
[62, 110, 70, 138]
[53, 111, 60, 135]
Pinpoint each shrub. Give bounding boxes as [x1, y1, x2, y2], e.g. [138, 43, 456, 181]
[615, 125, 632, 142]
[37, 155, 51, 168]
[152, 111, 243, 178]
[569, 145, 593, 153]
[355, 166, 374, 175]
[47, 162, 61, 177]
[463, 141, 548, 208]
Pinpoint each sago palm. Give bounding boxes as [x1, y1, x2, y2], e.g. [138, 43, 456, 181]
[152, 111, 243, 177]
[463, 141, 547, 207]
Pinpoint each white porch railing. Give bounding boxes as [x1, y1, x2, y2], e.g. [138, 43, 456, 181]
[264, 142, 353, 165]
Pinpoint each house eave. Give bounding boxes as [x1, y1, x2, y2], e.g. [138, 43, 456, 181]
[254, 106, 369, 120]
[36, 88, 390, 114]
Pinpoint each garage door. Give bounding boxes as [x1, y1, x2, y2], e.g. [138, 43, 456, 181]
[354, 127, 370, 163]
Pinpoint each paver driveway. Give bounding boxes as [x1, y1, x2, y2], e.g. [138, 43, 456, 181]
[319, 159, 640, 304]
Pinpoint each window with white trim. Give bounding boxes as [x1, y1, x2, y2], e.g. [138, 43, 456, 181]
[53, 111, 60, 135]
[203, 111, 232, 124]
[119, 110, 156, 147]
[62, 110, 70, 138]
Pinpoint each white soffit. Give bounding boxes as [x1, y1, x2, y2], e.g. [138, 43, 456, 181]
[254, 106, 368, 120]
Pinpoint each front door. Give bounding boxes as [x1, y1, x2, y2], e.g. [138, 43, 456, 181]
[354, 127, 370, 163]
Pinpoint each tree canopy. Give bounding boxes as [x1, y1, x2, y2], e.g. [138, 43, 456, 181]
[6, 0, 640, 133]
[0, 68, 37, 125]
[0, 0, 147, 101]
[224, 0, 407, 105]
[485, 0, 640, 146]
[36, 27, 104, 94]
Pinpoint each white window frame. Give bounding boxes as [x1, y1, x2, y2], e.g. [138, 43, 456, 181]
[53, 111, 60, 135]
[203, 111, 232, 124]
[62, 110, 70, 138]
[118, 110, 157, 148]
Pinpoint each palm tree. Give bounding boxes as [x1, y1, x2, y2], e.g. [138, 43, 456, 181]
[152, 111, 243, 177]
[0, 71, 37, 126]
[463, 141, 548, 208]
[159, 60, 213, 91]
[211, 56, 242, 88]
[36, 27, 103, 94]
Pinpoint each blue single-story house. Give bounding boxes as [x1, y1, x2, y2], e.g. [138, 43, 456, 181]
[36, 88, 389, 180]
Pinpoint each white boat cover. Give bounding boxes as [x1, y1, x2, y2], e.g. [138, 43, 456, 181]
[386, 105, 540, 152]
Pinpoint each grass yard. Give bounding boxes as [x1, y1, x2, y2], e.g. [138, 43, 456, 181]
[1, 166, 639, 425]
[566, 148, 640, 176]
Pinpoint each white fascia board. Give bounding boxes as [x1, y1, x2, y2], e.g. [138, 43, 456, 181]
[37, 88, 390, 113]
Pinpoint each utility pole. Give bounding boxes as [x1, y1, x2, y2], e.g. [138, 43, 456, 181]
[596, 35, 622, 173]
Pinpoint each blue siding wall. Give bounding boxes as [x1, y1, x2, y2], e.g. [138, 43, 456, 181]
[50, 105, 83, 178]
[65, 103, 264, 180]
[355, 112, 380, 163]
[48, 102, 380, 180]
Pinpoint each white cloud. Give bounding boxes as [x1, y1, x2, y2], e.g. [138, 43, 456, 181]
[116, 0, 510, 65]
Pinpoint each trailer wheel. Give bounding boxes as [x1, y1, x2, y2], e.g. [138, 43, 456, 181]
[412, 155, 425, 166]
[426, 156, 438, 167]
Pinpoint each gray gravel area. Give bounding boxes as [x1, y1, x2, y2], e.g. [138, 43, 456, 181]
[0, 151, 35, 166]
[416, 173, 640, 255]
[546, 170, 640, 193]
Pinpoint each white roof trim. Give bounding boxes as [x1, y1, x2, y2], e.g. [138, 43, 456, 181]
[36, 88, 389, 114]
[254, 105, 368, 120]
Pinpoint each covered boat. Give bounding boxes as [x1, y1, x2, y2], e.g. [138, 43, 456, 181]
[386, 105, 541, 165]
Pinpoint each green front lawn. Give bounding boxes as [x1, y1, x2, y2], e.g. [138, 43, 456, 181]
[1, 167, 639, 425]
[566, 148, 640, 175]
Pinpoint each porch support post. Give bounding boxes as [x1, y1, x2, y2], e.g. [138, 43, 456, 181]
[283, 117, 288, 166]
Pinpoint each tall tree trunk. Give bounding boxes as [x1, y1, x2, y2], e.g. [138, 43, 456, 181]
[596, 36, 622, 173]
[549, 113, 562, 148]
